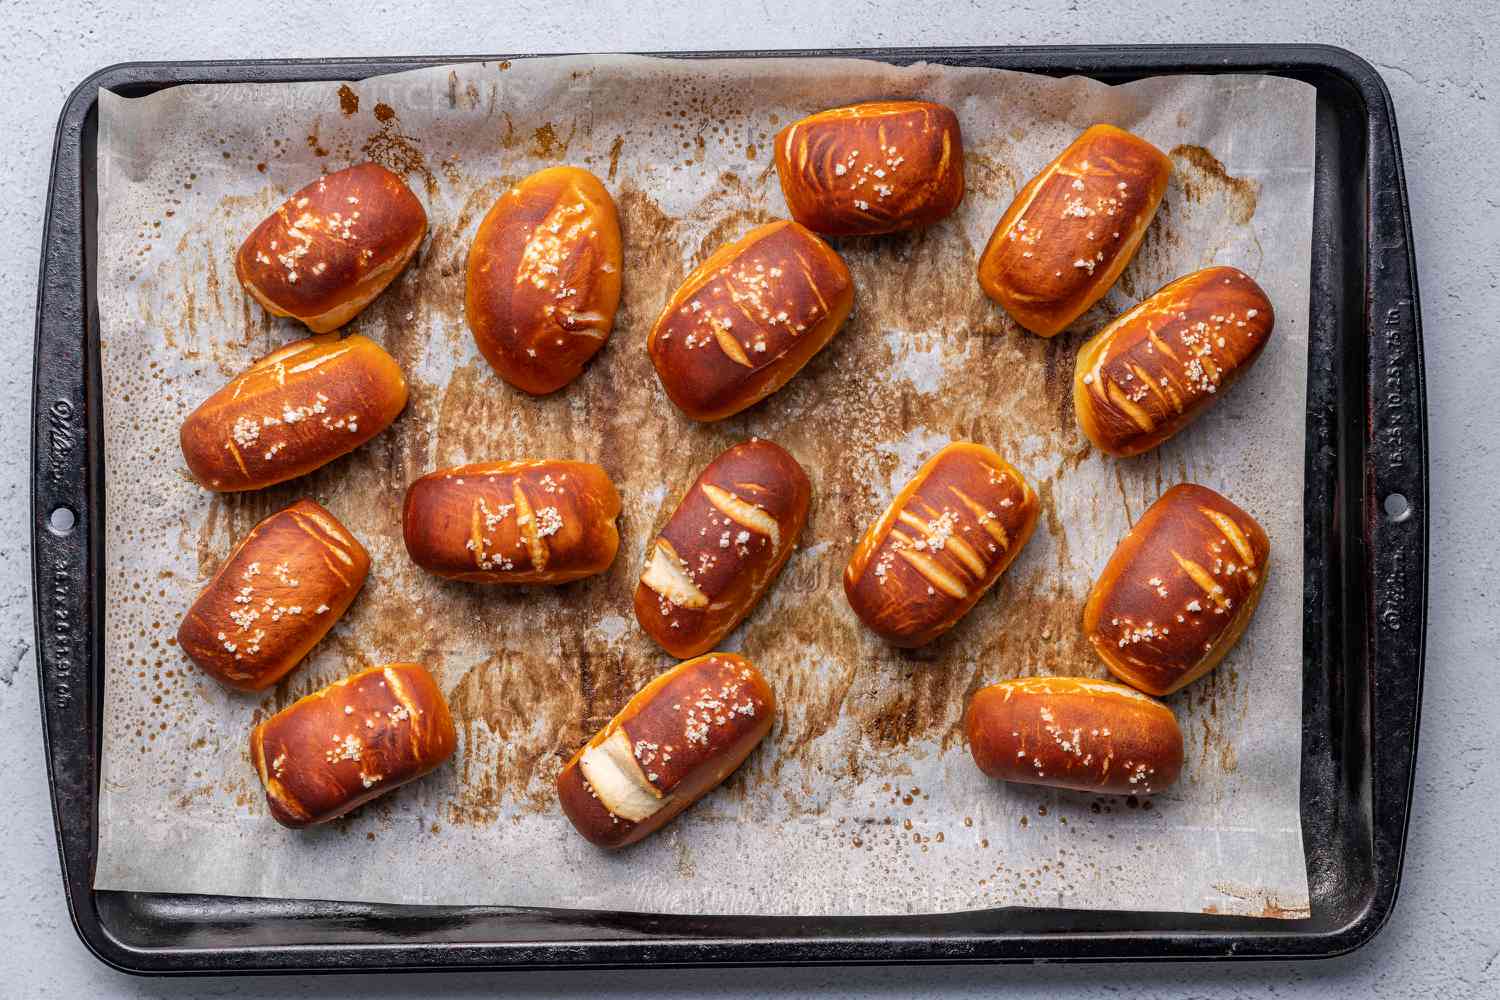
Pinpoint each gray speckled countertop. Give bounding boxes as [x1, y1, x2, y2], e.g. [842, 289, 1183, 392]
[4, 2, 1495, 995]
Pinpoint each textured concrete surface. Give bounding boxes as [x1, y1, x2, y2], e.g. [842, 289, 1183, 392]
[4, 1, 1496, 996]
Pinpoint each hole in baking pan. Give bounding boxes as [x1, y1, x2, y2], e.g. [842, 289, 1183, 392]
[1383, 493, 1412, 523]
[48, 506, 76, 535]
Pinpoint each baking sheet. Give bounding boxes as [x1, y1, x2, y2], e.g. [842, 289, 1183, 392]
[93, 54, 1314, 918]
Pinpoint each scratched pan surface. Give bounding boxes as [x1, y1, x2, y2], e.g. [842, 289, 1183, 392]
[30, 45, 1426, 972]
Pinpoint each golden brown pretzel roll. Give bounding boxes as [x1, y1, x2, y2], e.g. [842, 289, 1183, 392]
[648, 220, 853, 422]
[401, 460, 621, 584]
[1083, 483, 1269, 696]
[556, 652, 774, 848]
[177, 500, 369, 691]
[965, 676, 1183, 795]
[844, 442, 1038, 647]
[977, 124, 1171, 337]
[249, 663, 456, 828]
[634, 440, 810, 658]
[179, 334, 408, 492]
[774, 100, 965, 236]
[235, 163, 427, 333]
[465, 166, 623, 395]
[1074, 266, 1275, 457]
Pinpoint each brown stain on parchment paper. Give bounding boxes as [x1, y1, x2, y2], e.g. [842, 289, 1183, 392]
[305, 123, 329, 158]
[1170, 144, 1259, 225]
[613, 186, 687, 340]
[444, 71, 484, 113]
[688, 171, 780, 257]
[444, 651, 587, 820]
[401, 173, 514, 350]
[194, 492, 289, 578]
[963, 150, 1020, 205]
[1034, 477, 1071, 569]
[362, 103, 437, 196]
[1210, 881, 1311, 920]
[862, 659, 962, 751]
[934, 573, 1096, 744]
[337, 85, 359, 116]
[1179, 653, 1251, 778]
[1166, 144, 1265, 279]
[431, 361, 523, 465]
[838, 220, 1012, 344]
[607, 135, 625, 181]
[145, 188, 284, 371]
[530, 120, 578, 160]
[496, 111, 519, 150]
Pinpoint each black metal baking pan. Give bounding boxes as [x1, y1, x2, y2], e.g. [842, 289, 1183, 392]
[30, 44, 1427, 973]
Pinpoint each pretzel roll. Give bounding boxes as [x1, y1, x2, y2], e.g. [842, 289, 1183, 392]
[402, 460, 620, 584]
[844, 442, 1038, 647]
[235, 163, 427, 333]
[648, 220, 853, 421]
[634, 440, 810, 658]
[1083, 483, 1269, 696]
[249, 663, 456, 828]
[177, 500, 369, 691]
[465, 166, 623, 395]
[557, 652, 774, 848]
[965, 676, 1183, 795]
[774, 100, 965, 236]
[180, 334, 408, 492]
[977, 124, 1171, 337]
[1074, 266, 1275, 457]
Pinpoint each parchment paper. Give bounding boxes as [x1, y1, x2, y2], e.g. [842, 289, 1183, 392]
[94, 55, 1315, 918]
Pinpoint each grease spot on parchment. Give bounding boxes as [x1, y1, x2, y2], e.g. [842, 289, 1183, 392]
[444, 71, 484, 112]
[362, 104, 436, 195]
[530, 120, 577, 160]
[444, 652, 586, 822]
[607, 135, 625, 181]
[1171, 144, 1259, 225]
[964, 150, 1019, 203]
[305, 125, 328, 158]
[1210, 881, 1310, 919]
